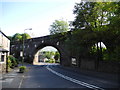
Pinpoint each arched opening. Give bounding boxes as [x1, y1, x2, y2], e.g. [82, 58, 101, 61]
[97, 42, 106, 48]
[33, 46, 60, 65]
[90, 42, 107, 61]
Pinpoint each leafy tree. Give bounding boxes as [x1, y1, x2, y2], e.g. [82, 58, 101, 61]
[54, 51, 60, 61]
[9, 33, 31, 42]
[12, 33, 22, 41]
[42, 51, 55, 60]
[72, 2, 118, 31]
[68, 1, 120, 62]
[49, 20, 69, 35]
[44, 52, 51, 59]
[8, 55, 18, 68]
[22, 33, 31, 40]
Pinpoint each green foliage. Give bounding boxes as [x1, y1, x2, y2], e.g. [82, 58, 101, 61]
[19, 66, 26, 73]
[45, 59, 49, 63]
[110, 46, 120, 61]
[8, 55, 18, 68]
[90, 45, 97, 54]
[102, 46, 120, 61]
[72, 2, 119, 31]
[40, 51, 60, 63]
[73, 2, 96, 29]
[8, 59, 12, 68]
[42, 51, 55, 60]
[44, 52, 51, 59]
[22, 33, 31, 40]
[49, 58, 55, 63]
[49, 20, 69, 35]
[9, 33, 31, 42]
[54, 51, 60, 61]
[65, 29, 97, 58]
[69, 2, 120, 61]
[19, 66, 26, 69]
[12, 33, 22, 41]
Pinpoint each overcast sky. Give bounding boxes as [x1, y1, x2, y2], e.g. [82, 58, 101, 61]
[0, 0, 80, 38]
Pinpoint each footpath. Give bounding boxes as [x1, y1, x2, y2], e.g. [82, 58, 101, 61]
[0, 63, 33, 89]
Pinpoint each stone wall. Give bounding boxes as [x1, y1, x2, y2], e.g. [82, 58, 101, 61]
[71, 58, 119, 73]
[80, 59, 95, 70]
[98, 61, 119, 73]
[0, 63, 6, 73]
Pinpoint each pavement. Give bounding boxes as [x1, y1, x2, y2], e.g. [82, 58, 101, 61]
[0, 67, 20, 89]
[0, 64, 120, 90]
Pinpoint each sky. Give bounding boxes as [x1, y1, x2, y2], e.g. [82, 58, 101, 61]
[0, 0, 80, 38]
[40, 46, 57, 52]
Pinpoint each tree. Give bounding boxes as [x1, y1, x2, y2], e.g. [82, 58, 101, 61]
[68, 2, 120, 62]
[22, 33, 31, 40]
[43, 51, 55, 60]
[8, 55, 18, 68]
[12, 33, 22, 41]
[49, 20, 69, 35]
[73, 2, 120, 33]
[54, 51, 60, 61]
[72, 2, 96, 30]
[10, 33, 31, 42]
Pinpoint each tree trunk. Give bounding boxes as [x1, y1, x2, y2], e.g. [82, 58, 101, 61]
[95, 42, 99, 71]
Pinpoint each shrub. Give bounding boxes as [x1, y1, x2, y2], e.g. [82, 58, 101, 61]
[45, 60, 49, 63]
[19, 66, 26, 73]
[49, 58, 55, 63]
[8, 59, 12, 68]
[8, 55, 18, 68]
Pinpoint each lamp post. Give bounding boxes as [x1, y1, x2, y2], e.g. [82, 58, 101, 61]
[22, 28, 32, 66]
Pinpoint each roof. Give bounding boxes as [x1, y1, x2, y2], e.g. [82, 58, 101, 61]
[0, 48, 9, 52]
[0, 30, 10, 40]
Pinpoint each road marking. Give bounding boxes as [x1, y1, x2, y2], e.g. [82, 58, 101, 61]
[46, 66, 104, 90]
[7, 73, 17, 76]
[0, 78, 13, 82]
[4, 76, 15, 78]
[18, 75, 24, 88]
[0, 73, 17, 82]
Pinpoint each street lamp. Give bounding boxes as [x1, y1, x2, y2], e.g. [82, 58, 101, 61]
[22, 28, 32, 66]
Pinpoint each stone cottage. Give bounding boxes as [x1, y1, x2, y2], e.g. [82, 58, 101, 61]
[0, 30, 10, 73]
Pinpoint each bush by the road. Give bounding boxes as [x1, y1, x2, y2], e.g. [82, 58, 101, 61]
[19, 66, 26, 73]
[8, 55, 18, 69]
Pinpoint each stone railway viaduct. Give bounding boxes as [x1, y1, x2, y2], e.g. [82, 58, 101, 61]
[10, 33, 72, 66]
[10, 32, 119, 73]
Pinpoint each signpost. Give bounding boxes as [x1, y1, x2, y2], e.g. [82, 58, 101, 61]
[72, 58, 77, 65]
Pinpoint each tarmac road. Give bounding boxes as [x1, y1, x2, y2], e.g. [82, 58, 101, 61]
[1, 64, 119, 89]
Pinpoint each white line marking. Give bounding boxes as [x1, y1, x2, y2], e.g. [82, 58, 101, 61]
[46, 66, 104, 90]
[18, 75, 24, 88]
[0, 78, 13, 82]
[7, 74, 17, 76]
[4, 76, 15, 78]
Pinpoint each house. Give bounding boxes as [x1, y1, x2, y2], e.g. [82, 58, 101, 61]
[0, 30, 10, 73]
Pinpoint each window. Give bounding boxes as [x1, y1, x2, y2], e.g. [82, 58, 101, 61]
[1, 55, 4, 62]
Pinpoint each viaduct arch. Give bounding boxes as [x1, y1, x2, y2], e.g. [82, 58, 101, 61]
[10, 31, 119, 73]
[10, 34, 71, 66]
